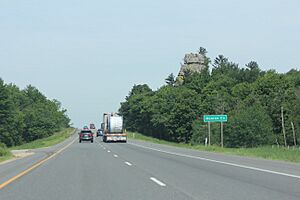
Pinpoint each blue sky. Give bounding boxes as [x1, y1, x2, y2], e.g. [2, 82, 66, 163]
[1, 0, 300, 127]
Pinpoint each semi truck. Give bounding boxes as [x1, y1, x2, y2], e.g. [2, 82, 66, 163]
[102, 113, 127, 142]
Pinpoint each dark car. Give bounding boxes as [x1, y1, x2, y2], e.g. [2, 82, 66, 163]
[96, 129, 103, 137]
[90, 123, 96, 129]
[79, 130, 94, 143]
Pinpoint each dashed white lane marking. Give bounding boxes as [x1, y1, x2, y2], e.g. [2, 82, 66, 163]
[129, 143, 300, 180]
[125, 162, 132, 166]
[150, 177, 166, 187]
[114, 154, 118, 158]
[103, 147, 106, 150]
[107, 150, 111, 153]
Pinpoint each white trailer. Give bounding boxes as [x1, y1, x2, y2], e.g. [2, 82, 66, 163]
[102, 113, 127, 142]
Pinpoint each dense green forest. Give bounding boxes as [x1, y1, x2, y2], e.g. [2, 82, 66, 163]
[0, 79, 70, 147]
[119, 48, 300, 148]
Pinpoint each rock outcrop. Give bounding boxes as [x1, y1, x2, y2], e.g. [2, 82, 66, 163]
[176, 53, 205, 84]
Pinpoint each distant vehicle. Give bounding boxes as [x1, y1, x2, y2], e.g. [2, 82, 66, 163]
[79, 129, 94, 143]
[90, 123, 97, 135]
[83, 126, 89, 130]
[96, 129, 103, 137]
[102, 113, 126, 142]
[90, 123, 95, 129]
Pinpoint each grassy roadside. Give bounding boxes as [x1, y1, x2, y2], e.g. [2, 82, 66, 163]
[0, 144, 13, 163]
[9, 128, 75, 150]
[0, 128, 75, 163]
[127, 132, 300, 163]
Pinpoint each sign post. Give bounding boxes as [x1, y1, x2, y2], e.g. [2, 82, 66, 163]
[208, 122, 211, 146]
[203, 115, 228, 147]
[221, 122, 224, 148]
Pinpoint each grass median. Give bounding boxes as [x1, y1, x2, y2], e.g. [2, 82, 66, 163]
[0, 144, 13, 163]
[0, 128, 75, 163]
[127, 132, 300, 163]
[9, 128, 75, 150]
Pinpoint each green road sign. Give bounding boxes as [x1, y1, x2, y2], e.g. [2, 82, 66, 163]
[204, 115, 228, 123]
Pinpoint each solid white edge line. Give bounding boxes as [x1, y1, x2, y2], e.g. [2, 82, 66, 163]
[129, 143, 300, 180]
[150, 177, 166, 187]
[125, 162, 132, 166]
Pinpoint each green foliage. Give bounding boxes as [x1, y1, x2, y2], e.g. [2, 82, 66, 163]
[0, 79, 70, 147]
[0, 142, 9, 156]
[198, 47, 208, 56]
[242, 61, 263, 83]
[190, 120, 207, 145]
[191, 119, 223, 146]
[119, 84, 153, 134]
[225, 105, 274, 147]
[150, 86, 201, 142]
[120, 85, 201, 143]
[0, 142, 12, 162]
[165, 73, 176, 86]
[119, 49, 300, 147]
[251, 72, 296, 143]
[10, 128, 74, 150]
[183, 67, 210, 94]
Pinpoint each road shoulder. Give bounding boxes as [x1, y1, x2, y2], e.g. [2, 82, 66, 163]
[128, 138, 300, 178]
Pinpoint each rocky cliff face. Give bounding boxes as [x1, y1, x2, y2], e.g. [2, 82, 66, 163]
[176, 53, 205, 84]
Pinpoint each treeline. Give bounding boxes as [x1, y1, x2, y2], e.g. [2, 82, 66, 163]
[0, 79, 70, 147]
[119, 48, 300, 147]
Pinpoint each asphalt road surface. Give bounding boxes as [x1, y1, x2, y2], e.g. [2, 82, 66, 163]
[0, 135, 300, 200]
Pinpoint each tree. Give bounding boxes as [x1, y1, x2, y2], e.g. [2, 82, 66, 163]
[213, 55, 228, 67]
[127, 84, 152, 98]
[212, 55, 241, 85]
[246, 61, 259, 70]
[183, 70, 210, 93]
[198, 47, 207, 56]
[0, 79, 70, 146]
[251, 72, 296, 144]
[119, 84, 153, 134]
[0, 80, 25, 146]
[0, 79, 15, 146]
[191, 119, 221, 146]
[240, 61, 263, 83]
[165, 73, 176, 86]
[150, 86, 202, 142]
[119, 48, 299, 148]
[225, 104, 274, 147]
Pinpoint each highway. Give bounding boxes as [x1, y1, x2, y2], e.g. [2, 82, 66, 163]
[0, 135, 300, 200]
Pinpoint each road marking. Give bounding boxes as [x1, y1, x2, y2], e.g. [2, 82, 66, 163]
[0, 138, 76, 189]
[96, 141, 106, 150]
[150, 177, 166, 187]
[113, 154, 118, 158]
[107, 150, 111, 153]
[125, 162, 132, 166]
[129, 143, 300, 180]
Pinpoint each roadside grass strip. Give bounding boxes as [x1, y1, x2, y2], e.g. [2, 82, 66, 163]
[10, 128, 75, 150]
